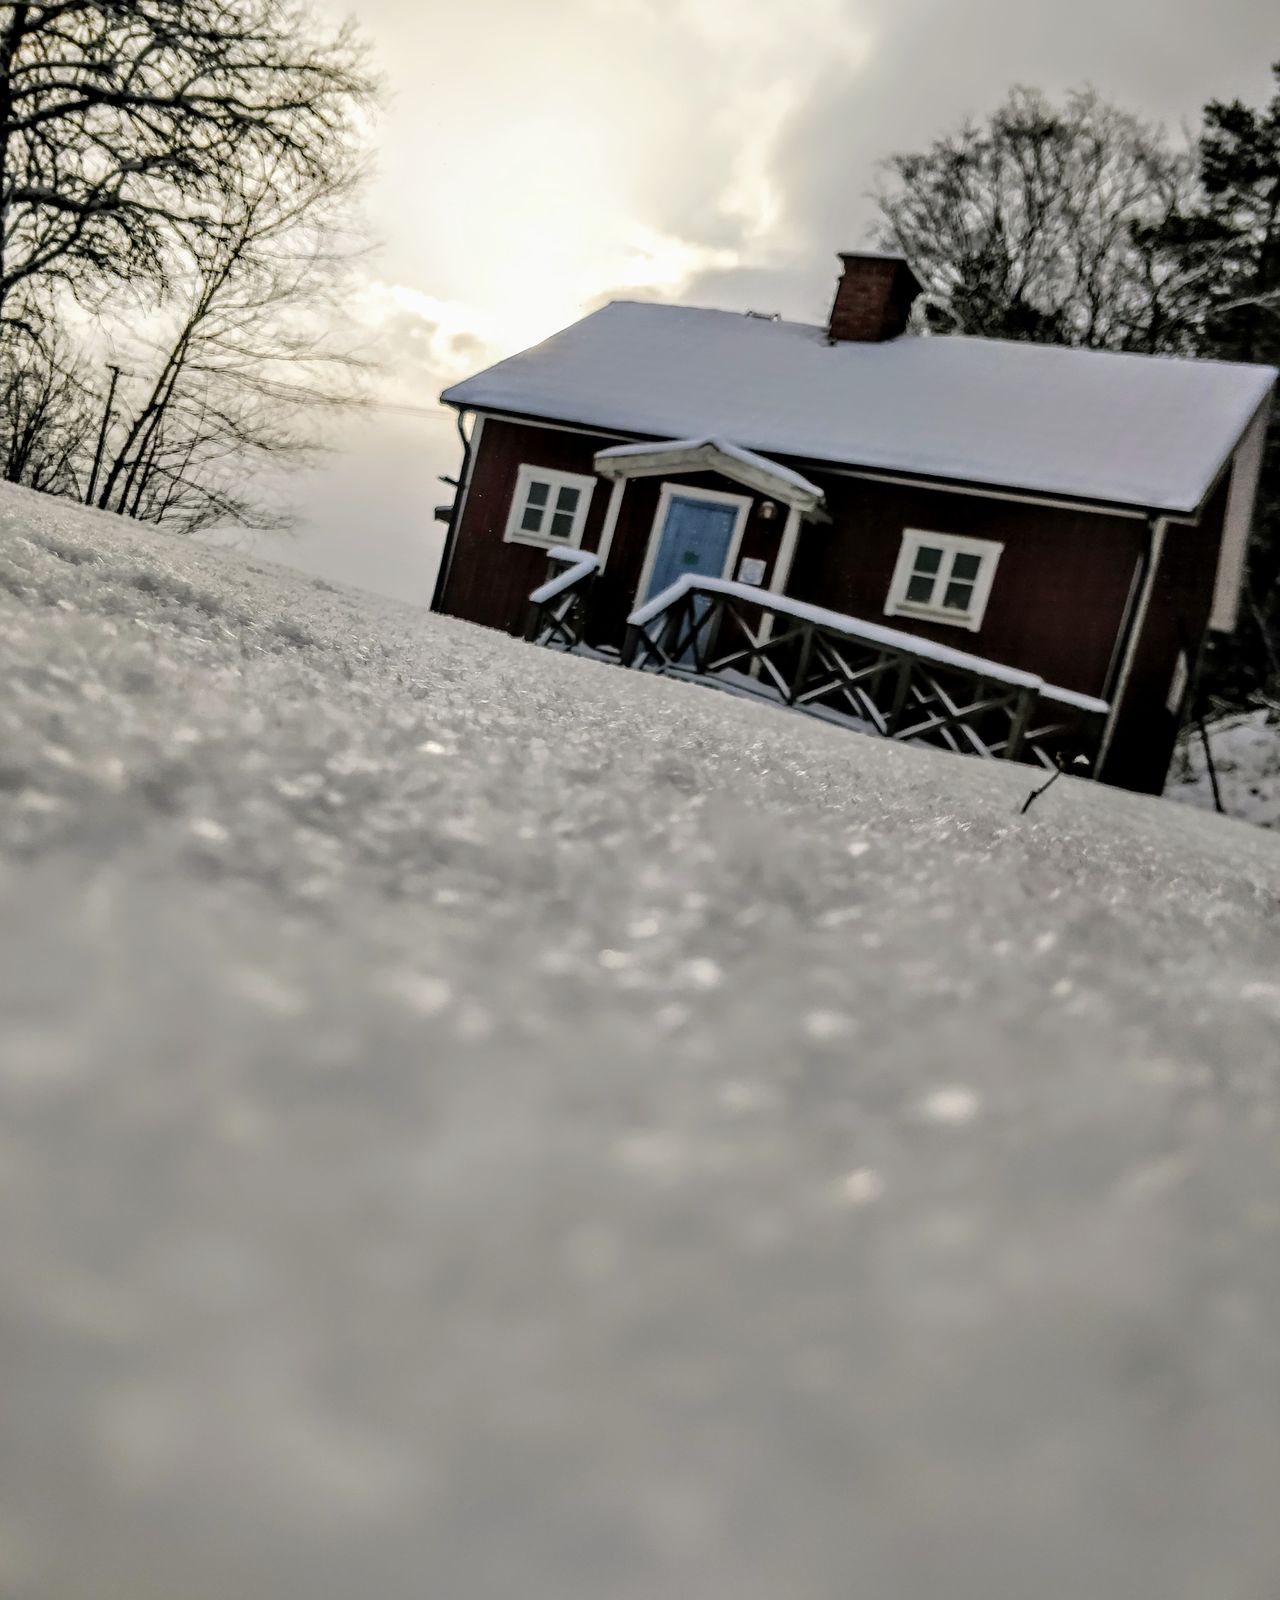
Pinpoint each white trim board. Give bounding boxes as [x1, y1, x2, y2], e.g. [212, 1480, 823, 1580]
[754, 502, 806, 654]
[432, 412, 485, 610]
[454, 406, 1167, 521]
[819, 462, 1153, 521]
[1100, 538, 1147, 702]
[595, 437, 825, 515]
[459, 408, 638, 445]
[770, 504, 803, 596]
[1209, 400, 1270, 633]
[635, 483, 753, 607]
[1097, 517, 1168, 771]
[595, 478, 626, 569]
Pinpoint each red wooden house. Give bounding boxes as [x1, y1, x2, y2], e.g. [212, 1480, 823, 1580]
[434, 254, 1276, 793]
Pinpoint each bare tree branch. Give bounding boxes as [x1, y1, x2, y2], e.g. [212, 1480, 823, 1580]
[0, 0, 374, 320]
[0, 0, 376, 533]
[875, 87, 1203, 353]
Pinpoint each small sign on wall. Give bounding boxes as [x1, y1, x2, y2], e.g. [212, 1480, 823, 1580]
[737, 556, 767, 587]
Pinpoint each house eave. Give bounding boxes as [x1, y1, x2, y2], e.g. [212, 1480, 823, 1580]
[439, 399, 1205, 523]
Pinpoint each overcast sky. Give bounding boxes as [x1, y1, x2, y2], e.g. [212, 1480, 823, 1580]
[230, 0, 1278, 600]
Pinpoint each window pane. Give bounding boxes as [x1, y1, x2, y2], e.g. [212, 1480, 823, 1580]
[943, 581, 974, 611]
[520, 503, 545, 533]
[550, 510, 575, 539]
[525, 480, 550, 508]
[951, 552, 981, 582]
[906, 573, 936, 604]
[912, 544, 943, 575]
[555, 485, 580, 513]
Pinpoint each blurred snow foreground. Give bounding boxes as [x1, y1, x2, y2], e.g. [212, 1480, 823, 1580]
[3, 480, 1280, 1600]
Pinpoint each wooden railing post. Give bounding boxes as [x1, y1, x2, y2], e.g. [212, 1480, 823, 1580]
[788, 621, 815, 705]
[888, 656, 914, 735]
[659, 604, 679, 663]
[524, 549, 600, 652]
[696, 594, 726, 672]
[1005, 686, 1036, 761]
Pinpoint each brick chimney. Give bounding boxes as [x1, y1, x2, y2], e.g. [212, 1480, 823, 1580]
[826, 252, 922, 343]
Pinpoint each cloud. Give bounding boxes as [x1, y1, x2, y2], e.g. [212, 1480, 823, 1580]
[275, 0, 1278, 602]
[764, 0, 1279, 261]
[346, 0, 881, 378]
[320, 0, 1278, 368]
[341, 284, 497, 412]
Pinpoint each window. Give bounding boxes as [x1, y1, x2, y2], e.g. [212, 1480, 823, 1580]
[504, 465, 596, 548]
[885, 529, 1002, 632]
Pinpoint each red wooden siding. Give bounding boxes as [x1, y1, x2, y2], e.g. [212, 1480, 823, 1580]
[441, 419, 798, 641]
[437, 413, 1228, 793]
[784, 475, 1144, 701]
[438, 418, 615, 634]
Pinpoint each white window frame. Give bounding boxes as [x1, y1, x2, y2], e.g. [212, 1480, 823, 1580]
[884, 529, 1003, 633]
[504, 464, 597, 549]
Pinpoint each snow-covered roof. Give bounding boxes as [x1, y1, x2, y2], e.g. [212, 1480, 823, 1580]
[595, 437, 825, 512]
[442, 302, 1277, 515]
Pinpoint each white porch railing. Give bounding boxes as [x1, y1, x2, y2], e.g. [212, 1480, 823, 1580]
[621, 575, 1109, 771]
[524, 547, 601, 650]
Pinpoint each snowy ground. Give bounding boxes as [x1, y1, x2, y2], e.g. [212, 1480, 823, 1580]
[1167, 703, 1280, 829]
[3, 482, 1280, 1600]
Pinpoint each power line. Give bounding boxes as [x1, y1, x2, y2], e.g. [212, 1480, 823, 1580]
[362, 396, 455, 422]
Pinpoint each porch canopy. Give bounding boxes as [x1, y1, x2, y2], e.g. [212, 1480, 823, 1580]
[594, 436, 827, 520]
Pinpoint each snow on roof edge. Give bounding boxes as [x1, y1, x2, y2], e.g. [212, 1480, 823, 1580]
[441, 304, 1278, 516]
[443, 387, 1213, 515]
[595, 437, 824, 501]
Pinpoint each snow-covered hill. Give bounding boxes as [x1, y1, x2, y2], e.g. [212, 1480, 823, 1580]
[3, 483, 1280, 1600]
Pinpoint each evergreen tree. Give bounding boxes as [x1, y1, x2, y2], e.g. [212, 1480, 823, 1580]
[1157, 66, 1280, 702]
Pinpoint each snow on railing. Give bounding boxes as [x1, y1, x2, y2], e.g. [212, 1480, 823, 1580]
[1035, 683, 1112, 717]
[528, 546, 600, 607]
[624, 574, 1110, 770]
[628, 574, 1108, 709]
[525, 546, 601, 652]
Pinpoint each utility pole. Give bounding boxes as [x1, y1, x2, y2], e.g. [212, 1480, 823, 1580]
[86, 363, 123, 508]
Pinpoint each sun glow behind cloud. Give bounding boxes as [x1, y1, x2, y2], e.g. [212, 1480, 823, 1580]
[391, 104, 744, 356]
[343, 0, 875, 404]
[356, 223, 741, 408]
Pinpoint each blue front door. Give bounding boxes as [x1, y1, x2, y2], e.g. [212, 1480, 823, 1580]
[644, 495, 739, 603]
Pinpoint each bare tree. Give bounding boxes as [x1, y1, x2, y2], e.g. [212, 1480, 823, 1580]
[0, 0, 370, 329]
[876, 87, 1201, 352]
[0, 0, 374, 529]
[93, 145, 369, 533]
[0, 319, 92, 492]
